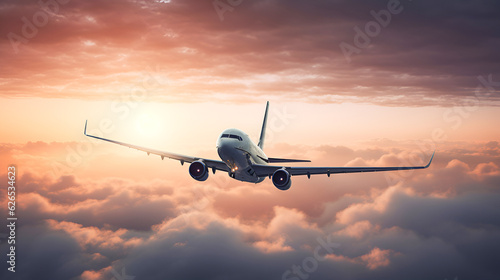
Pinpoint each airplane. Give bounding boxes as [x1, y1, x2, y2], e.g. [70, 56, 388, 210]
[84, 102, 434, 190]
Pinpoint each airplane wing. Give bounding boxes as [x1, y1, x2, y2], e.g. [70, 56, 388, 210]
[83, 121, 230, 173]
[252, 151, 435, 178]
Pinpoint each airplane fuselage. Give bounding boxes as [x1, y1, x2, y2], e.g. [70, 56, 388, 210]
[216, 128, 267, 183]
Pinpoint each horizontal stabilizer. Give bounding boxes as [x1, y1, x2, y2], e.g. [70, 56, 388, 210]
[267, 157, 311, 163]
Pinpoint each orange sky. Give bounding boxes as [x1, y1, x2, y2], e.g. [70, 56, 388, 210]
[1, 97, 499, 145]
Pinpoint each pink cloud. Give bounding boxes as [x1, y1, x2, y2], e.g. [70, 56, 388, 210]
[80, 266, 113, 280]
[471, 162, 499, 177]
[2, 1, 499, 106]
[47, 219, 143, 249]
[335, 185, 412, 224]
[325, 247, 394, 270]
[253, 237, 294, 253]
[335, 220, 380, 239]
[360, 247, 393, 270]
[80, 270, 101, 280]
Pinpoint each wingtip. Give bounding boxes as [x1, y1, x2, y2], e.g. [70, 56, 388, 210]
[425, 150, 435, 168]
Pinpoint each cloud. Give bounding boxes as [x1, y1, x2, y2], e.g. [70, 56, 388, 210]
[335, 220, 380, 240]
[1, 0, 499, 105]
[1, 138, 500, 279]
[11, 174, 179, 231]
[47, 219, 143, 250]
[0, 221, 95, 280]
[326, 247, 393, 270]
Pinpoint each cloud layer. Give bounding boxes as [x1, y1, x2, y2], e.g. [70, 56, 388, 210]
[1, 0, 500, 105]
[1, 140, 500, 279]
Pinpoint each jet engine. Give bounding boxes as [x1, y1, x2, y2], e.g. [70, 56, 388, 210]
[272, 168, 291, 190]
[189, 160, 208, 181]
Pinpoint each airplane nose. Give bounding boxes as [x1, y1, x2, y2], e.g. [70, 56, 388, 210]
[217, 139, 231, 159]
[217, 139, 227, 151]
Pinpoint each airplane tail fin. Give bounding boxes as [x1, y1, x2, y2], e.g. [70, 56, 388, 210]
[257, 101, 269, 150]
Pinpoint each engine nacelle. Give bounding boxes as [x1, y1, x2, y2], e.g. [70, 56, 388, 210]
[272, 168, 291, 190]
[189, 161, 209, 181]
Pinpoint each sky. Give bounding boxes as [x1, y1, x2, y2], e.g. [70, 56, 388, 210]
[1, 0, 500, 279]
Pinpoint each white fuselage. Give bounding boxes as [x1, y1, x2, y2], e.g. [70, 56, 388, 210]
[216, 128, 267, 183]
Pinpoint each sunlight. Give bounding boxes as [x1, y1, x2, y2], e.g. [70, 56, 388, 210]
[134, 113, 161, 138]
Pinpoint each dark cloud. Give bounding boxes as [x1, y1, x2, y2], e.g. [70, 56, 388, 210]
[1, 0, 499, 105]
[0, 222, 88, 280]
[16, 174, 179, 231]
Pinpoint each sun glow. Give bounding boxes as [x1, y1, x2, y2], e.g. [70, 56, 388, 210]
[135, 113, 161, 138]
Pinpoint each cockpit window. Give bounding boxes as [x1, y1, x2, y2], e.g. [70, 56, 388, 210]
[221, 134, 242, 141]
[229, 134, 242, 141]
